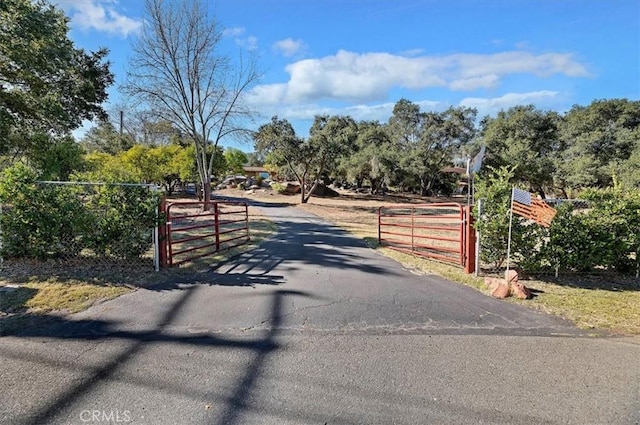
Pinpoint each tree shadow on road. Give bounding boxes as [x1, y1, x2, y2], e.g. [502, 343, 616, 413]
[1, 288, 317, 425]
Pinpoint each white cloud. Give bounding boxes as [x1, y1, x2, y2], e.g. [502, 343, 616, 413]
[246, 36, 258, 51]
[249, 49, 590, 105]
[223, 26, 246, 37]
[248, 98, 446, 125]
[57, 0, 142, 37]
[273, 38, 307, 57]
[459, 91, 561, 116]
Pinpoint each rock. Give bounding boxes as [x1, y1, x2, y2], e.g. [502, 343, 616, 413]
[505, 269, 519, 285]
[511, 282, 532, 300]
[484, 277, 502, 290]
[311, 183, 339, 197]
[491, 282, 510, 299]
[284, 182, 301, 194]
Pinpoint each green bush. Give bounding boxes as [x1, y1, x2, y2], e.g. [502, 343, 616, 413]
[85, 185, 161, 259]
[474, 166, 640, 276]
[543, 185, 640, 273]
[473, 166, 542, 269]
[0, 164, 91, 259]
[271, 182, 286, 194]
[0, 163, 162, 261]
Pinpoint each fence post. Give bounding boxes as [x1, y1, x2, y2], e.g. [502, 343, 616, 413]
[378, 207, 382, 245]
[463, 206, 476, 274]
[245, 203, 250, 241]
[411, 207, 415, 252]
[158, 196, 168, 268]
[214, 202, 220, 251]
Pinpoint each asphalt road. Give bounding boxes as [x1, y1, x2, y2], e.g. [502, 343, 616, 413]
[1, 202, 639, 424]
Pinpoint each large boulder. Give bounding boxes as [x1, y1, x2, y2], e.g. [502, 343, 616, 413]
[283, 182, 301, 194]
[311, 183, 339, 198]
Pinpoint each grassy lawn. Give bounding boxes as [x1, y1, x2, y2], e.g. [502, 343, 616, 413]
[0, 205, 275, 333]
[226, 187, 640, 335]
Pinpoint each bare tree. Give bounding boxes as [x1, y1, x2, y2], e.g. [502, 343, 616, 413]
[122, 0, 260, 202]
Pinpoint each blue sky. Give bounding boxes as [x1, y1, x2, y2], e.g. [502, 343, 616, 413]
[55, 0, 639, 149]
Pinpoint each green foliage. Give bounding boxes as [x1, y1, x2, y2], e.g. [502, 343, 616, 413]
[475, 166, 640, 275]
[534, 187, 640, 274]
[473, 166, 544, 269]
[0, 164, 90, 259]
[388, 100, 477, 195]
[26, 134, 86, 180]
[0, 163, 161, 260]
[557, 99, 640, 191]
[85, 186, 161, 259]
[80, 120, 134, 155]
[0, 0, 113, 152]
[480, 105, 559, 198]
[271, 182, 286, 194]
[224, 148, 248, 175]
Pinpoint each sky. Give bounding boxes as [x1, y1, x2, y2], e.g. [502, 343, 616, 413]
[54, 0, 640, 150]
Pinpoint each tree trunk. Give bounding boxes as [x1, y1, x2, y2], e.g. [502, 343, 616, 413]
[305, 179, 320, 203]
[204, 179, 211, 201]
[300, 177, 307, 203]
[536, 188, 546, 199]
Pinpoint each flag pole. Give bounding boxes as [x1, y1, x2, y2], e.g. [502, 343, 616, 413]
[506, 187, 515, 274]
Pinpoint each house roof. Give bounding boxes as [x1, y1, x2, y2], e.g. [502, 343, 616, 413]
[242, 166, 268, 172]
[440, 166, 467, 174]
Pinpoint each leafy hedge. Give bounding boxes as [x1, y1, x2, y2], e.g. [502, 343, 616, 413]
[0, 163, 162, 260]
[474, 167, 640, 276]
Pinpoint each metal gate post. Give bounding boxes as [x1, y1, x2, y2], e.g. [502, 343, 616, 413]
[158, 196, 168, 268]
[214, 202, 220, 251]
[463, 206, 476, 274]
[378, 207, 382, 244]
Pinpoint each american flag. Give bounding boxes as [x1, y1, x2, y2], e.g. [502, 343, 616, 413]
[511, 188, 557, 227]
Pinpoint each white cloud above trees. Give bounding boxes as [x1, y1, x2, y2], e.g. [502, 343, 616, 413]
[56, 0, 142, 37]
[249, 49, 590, 105]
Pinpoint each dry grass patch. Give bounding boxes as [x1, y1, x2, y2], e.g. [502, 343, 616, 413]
[515, 278, 640, 334]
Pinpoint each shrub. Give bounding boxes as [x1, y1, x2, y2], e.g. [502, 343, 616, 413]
[271, 182, 286, 194]
[0, 164, 91, 259]
[474, 166, 640, 276]
[85, 185, 162, 259]
[0, 163, 162, 261]
[473, 166, 542, 269]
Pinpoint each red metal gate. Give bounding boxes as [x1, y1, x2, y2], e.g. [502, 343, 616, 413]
[159, 200, 250, 267]
[378, 203, 476, 273]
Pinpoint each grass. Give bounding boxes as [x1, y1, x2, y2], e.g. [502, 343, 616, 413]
[0, 205, 276, 332]
[225, 187, 640, 335]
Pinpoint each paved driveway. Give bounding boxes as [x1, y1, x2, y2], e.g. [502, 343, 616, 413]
[1, 203, 639, 424]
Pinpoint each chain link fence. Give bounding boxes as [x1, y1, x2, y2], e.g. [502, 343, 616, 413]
[0, 182, 161, 280]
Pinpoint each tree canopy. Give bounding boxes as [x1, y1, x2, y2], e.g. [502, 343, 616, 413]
[0, 0, 113, 155]
[254, 98, 639, 201]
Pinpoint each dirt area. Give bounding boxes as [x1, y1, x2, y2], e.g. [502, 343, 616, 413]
[216, 187, 469, 241]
